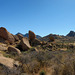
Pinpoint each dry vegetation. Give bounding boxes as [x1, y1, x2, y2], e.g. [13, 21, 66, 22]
[15, 48, 75, 75]
[1, 41, 75, 75]
[0, 27, 75, 75]
[1, 47, 75, 75]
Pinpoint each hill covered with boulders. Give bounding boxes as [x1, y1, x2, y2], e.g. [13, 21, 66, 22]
[0, 27, 75, 75]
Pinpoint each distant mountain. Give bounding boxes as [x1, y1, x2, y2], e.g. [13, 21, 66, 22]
[16, 33, 24, 36]
[39, 34, 63, 41]
[16, 31, 75, 43]
[40, 31, 75, 41]
[67, 31, 75, 37]
[16, 33, 41, 39]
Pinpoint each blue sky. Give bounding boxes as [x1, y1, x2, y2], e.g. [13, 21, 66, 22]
[0, 0, 75, 36]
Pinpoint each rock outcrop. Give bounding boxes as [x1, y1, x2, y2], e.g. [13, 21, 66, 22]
[12, 34, 19, 41]
[0, 54, 19, 69]
[17, 34, 23, 40]
[0, 54, 20, 75]
[20, 37, 31, 51]
[29, 30, 42, 46]
[24, 33, 41, 39]
[0, 55, 14, 68]
[31, 38, 42, 46]
[29, 30, 36, 41]
[8, 46, 21, 55]
[0, 27, 15, 44]
[0, 44, 7, 51]
[67, 31, 75, 37]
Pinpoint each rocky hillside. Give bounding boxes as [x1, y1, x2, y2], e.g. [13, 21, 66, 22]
[0, 27, 75, 75]
[39, 33, 75, 43]
[67, 31, 75, 37]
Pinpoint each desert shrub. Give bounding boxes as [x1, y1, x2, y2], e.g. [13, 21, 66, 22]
[62, 63, 74, 75]
[0, 63, 21, 75]
[19, 54, 31, 64]
[27, 60, 40, 73]
[15, 49, 75, 75]
[18, 53, 41, 73]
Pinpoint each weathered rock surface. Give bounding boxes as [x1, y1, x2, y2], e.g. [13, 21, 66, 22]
[31, 38, 42, 46]
[0, 54, 20, 75]
[0, 44, 7, 51]
[28, 30, 42, 46]
[29, 30, 36, 41]
[12, 34, 19, 41]
[0, 55, 14, 68]
[20, 37, 31, 51]
[8, 46, 21, 55]
[17, 34, 23, 40]
[0, 37, 6, 44]
[0, 27, 15, 44]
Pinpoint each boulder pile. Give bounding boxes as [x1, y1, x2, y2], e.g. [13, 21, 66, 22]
[20, 37, 31, 51]
[29, 30, 36, 41]
[0, 27, 41, 51]
[0, 27, 15, 44]
[8, 46, 21, 55]
[29, 30, 42, 46]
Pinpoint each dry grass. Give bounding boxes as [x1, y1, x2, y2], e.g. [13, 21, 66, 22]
[13, 49, 75, 75]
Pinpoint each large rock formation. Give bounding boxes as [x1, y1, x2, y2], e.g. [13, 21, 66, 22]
[31, 38, 42, 46]
[0, 54, 14, 68]
[0, 44, 7, 51]
[29, 30, 36, 41]
[67, 31, 75, 37]
[24, 33, 41, 39]
[20, 37, 31, 51]
[16, 32, 41, 39]
[0, 54, 19, 68]
[11, 34, 19, 41]
[0, 27, 15, 44]
[17, 34, 24, 40]
[0, 54, 20, 75]
[29, 30, 42, 46]
[8, 46, 21, 55]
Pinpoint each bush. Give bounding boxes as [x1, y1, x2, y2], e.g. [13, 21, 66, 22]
[16, 49, 75, 75]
